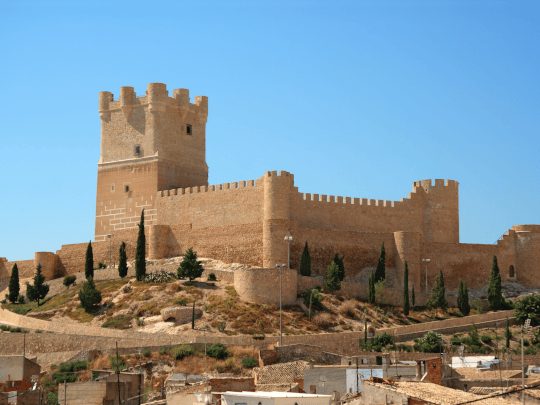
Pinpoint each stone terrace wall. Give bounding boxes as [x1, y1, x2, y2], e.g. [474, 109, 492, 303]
[235, 268, 297, 306]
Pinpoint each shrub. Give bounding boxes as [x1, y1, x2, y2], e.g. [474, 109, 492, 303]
[98, 262, 107, 269]
[414, 331, 444, 353]
[242, 357, 257, 368]
[175, 299, 188, 306]
[215, 358, 240, 374]
[142, 349, 151, 357]
[78, 277, 102, 311]
[207, 273, 217, 281]
[340, 300, 357, 318]
[469, 323, 481, 346]
[52, 371, 78, 385]
[143, 270, 176, 283]
[207, 343, 228, 360]
[217, 322, 226, 332]
[303, 288, 323, 308]
[109, 355, 127, 371]
[324, 261, 341, 291]
[63, 275, 76, 287]
[50, 364, 58, 370]
[159, 347, 170, 355]
[481, 334, 493, 344]
[35, 330, 42, 333]
[373, 333, 394, 348]
[47, 391, 59, 405]
[171, 345, 195, 360]
[450, 336, 462, 346]
[58, 361, 88, 373]
[17, 295, 25, 304]
[515, 294, 540, 325]
[312, 313, 335, 328]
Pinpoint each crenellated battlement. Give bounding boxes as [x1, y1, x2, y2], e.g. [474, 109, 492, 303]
[99, 82, 208, 119]
[412, 179, 459, 192]
[157, 178, 259, 198]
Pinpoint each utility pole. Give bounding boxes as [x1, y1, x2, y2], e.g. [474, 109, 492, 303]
[116, 342, 121, 405]
[64, 380, 66, 405]
[107, 234, 114, 268]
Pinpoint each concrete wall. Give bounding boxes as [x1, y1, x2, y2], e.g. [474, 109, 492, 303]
[359, 382, 408, 405]
[304, 368, 347, 396]
[58, 380, 132, 405]
[0, 356, 41, 383]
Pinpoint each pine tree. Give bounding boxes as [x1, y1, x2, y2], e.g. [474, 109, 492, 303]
[487, 255, 503, 310]
[332, 254, 345, 281]
[411, 285, 416, 307]
[78, 277, 102, 311]
[85, 241, 94, 279]
[178, 248, 204, 281]
[135, 210, 146, 281]
[299, 242, 312, 277]
[26, 264, 50, 306]
[505, 317, 511, 348]
[374, 242, 386, 283]
[426, 270, 448, 311]
[403, 261, 410, 316]
[118, 242, 128, 278]
[324, 261, 341, 291]
[8, 264, 20, 303]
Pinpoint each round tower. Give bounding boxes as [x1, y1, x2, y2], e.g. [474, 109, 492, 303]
[262, 171, 293, 268]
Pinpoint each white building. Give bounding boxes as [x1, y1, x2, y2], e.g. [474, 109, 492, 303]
[217, 391, 331, 405]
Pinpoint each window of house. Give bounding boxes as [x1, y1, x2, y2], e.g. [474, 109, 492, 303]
[134, 145, 141, 156]
[186, 124, 192, 135]
[125, 185, 130, 192]
[509, 265, 515, 277]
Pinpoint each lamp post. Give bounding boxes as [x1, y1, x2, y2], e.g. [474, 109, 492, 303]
[106, 234, 114, 268]
[284, 235, 293, 269]
[422, 259, 430, 295]
[276, 263, 286, 346]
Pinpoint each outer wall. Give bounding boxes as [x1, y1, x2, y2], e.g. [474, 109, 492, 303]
[234, 268, 297, 306]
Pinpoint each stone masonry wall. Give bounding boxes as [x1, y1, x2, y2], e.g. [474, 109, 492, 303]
[234, 268, 297, 306]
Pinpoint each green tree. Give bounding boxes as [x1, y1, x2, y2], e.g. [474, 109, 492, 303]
[514, 293, 540, 325]
[324, 261, 341, 291]
[368, 271, 375, 304]
[505, 317, 511, 348]
[26, 264, 50, 306]
[469, 323, 481, 346]
[84, 241, 94, 279]
[426, 270, 448, 311]
[78, 277, 102, 312]
[487, 255, 504, 310]
[403, 261, 410, 316]
[8, 264, 20, 303]
[414, 331, 443, 353]
[412, 285, 416, 307]
[135, 210, 146, 281]
[118, 241, 128, 278]
[333, 254, 345, 281]
[299, 242, 312, 277]
[178, 248, 204, 281]
[458, 280, 471, 316]
[374, 242, 386, 283]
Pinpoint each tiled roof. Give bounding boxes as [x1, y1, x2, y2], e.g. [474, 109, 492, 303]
[253, 361, 311, 385]
[469, 387, 506, 395]
[364, 380, 517, 405]
[453, 368, 522, 380]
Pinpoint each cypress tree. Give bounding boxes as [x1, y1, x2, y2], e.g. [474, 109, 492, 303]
[458, 281, 471, 316]
[403, 261, 410, 316]
[505, 317, 511, 348]
[374, 242, 386, 283]
[135, 210, 146, 281]
[85, 241, 94, 279]
[26, 264, 50, 306]
[299, 242, 312, 277]
[411, 285, 415, 307]
[8, 264, 20, 303]
[192, 301, 195, 329]
[487, 255, 503, 310]
[368, 271, 375, 304]
[333, 254, 345, 281]
[118, 242, 128, 278]
[324, 261, 341, 291]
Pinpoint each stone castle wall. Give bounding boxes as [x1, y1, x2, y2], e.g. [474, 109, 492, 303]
[234, 268, 297, 306]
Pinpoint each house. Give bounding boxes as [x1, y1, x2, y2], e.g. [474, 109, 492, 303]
[359, 378, 517, 405]
[253, 360, 312, 391]
[217, 391, 331, 405]
[0, 356, 41, 404]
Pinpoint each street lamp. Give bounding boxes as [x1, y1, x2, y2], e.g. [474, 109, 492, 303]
[422, 259, 430, 295]
[276, 263, 286, 346]
[284, 235, 293, 269]
[106, 234, 114, 268]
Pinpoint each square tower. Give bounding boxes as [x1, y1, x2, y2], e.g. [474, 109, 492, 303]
[95, 83, 208, 241]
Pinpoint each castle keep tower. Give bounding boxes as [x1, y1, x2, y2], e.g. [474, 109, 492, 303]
[95, 83, 208, 241]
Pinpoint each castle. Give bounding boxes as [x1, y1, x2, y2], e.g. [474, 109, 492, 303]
[2, 83, 539, 304]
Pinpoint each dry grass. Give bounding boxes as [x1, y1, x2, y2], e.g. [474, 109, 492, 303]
[166, 282, 182, 293]
[229, 345, 259, 359]
[340, 300, 358, 318]
[312, 312, 335, 328]
[90, 353, 111, 370]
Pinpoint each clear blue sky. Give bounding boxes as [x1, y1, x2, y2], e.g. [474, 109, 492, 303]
[1, 0, 539, 261]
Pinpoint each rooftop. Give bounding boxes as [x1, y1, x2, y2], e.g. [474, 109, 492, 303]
[364, 380, 516, 405]
[254, 361, 312, 385]
[217, 391, 331, 398]
[453, 368, 522, 381]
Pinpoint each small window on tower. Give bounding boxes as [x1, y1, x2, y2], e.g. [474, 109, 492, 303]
[134, 145, 141, 156]
[186, 124, 192, 135]
[125, 185, 130, 192]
